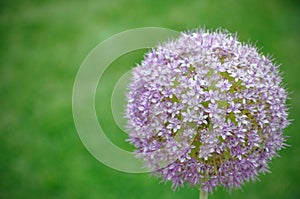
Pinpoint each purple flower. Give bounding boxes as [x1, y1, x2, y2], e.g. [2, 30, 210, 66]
[126, 29, 290, 193]
[206, 103, 220, 119]
[216, 79, 232, 91]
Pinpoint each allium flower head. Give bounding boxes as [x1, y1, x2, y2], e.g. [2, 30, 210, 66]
[126, 29, 290, 192]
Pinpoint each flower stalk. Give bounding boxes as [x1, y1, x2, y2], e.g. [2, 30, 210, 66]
[200, 188, 208, 199]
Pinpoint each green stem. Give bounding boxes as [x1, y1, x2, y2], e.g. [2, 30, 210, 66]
[200, 188, 208, 199]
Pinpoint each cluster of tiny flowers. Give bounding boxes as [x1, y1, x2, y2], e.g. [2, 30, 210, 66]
[126, 29, 289, 192]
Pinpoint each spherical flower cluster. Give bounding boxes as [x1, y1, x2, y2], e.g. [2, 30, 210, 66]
[126, 29, 289, 192]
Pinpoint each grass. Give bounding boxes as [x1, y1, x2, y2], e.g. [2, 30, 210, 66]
[1, 0, 300, 198]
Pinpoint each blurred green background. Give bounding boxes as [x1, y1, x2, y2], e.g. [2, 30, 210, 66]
[1, 0, 300, 198]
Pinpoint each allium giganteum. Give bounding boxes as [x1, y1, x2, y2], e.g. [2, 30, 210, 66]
[126, 29, 289, 193]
